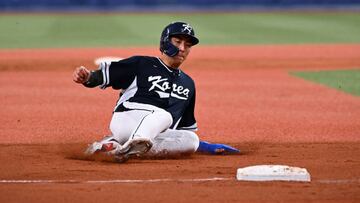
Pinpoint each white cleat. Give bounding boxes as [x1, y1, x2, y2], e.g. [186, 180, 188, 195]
[84, 135, 121, 156]
[114, 138, 153, 163]
[84, 141, 103, 155]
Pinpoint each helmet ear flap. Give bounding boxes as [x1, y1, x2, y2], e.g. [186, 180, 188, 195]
[160, 28, 179, 57]
[163, 38, 179, 57]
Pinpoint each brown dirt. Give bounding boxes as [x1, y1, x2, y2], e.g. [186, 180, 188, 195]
[0, 44, 360, 202]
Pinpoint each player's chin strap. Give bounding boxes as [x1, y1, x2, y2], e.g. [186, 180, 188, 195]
[197, 140, 240, 155]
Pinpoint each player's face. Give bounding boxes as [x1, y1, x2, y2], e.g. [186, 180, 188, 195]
[170, 35, 192, 63]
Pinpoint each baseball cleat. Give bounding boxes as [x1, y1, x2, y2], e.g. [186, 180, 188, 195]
[84, 135, 121, 156]
[114, 138, 153, 163]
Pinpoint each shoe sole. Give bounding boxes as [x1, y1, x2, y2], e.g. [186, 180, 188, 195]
[84, 141, 120, 156]
[114, 139, 152, 163]
[84, 142, 102, 155]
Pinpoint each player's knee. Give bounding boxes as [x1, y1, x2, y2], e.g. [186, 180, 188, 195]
[109, 128, 130, 144]
[185, 131, 200, 152]
[109, 116, 131, 144]
[158, 110, 173, 129]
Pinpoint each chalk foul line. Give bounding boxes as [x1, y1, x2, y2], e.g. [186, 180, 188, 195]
[0, 177, 232, 184]
[0, 178, 359, 184]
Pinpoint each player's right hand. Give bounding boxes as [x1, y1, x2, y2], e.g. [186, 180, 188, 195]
[73, 66, 90, 84]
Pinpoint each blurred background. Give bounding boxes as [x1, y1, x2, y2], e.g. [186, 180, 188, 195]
[1, 0, 360, 49]
[1, 0, 360, 12]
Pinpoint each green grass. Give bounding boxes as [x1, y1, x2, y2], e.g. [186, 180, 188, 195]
[0, 12, 360, 48]
[291, 69, 360, 96]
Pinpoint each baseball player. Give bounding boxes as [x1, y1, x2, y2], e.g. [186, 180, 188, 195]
[73, 22, 239, 163]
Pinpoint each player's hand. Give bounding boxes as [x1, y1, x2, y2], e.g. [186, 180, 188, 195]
[73, 66, 90, 84]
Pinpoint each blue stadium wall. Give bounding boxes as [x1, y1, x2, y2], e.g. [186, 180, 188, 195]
[1, 0, 360, 11]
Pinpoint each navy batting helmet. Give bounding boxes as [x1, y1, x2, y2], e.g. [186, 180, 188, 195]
[160, 22, 199, 57]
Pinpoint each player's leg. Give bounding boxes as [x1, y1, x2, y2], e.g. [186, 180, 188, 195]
[109, 108, 173, 162]
[85, 109, 171, 158]
[84, 109, 145, 155]
[109, 110, 150, 145]
[147, 129, 200, 157]
[84, 110, 161, 154]
[110, 109, 172, 143]
[85, 101, 174, 162]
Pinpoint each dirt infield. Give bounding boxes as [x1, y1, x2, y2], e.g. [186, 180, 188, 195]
[0, 44, 360, 202]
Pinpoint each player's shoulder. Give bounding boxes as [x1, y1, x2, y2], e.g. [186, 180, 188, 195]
[110, 55, 156, 67]
[128, 55, 157, 62]
[180, 70, 196, 86]
[113, 55, 155, 63]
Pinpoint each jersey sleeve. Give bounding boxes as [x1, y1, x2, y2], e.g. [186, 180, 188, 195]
[177, 89, 198, 131]
[99, 56, 138, 90]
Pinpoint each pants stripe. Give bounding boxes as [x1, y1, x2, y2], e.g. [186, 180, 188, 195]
[131, 111, 154, 139]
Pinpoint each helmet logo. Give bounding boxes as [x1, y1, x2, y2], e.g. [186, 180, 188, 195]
[182, 24, 193, 34]
[164, 28, 170, 41]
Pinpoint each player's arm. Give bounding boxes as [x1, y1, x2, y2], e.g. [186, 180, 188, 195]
[73, 66, 103, 88]
[73, 56, 138, 89]
[83, 70, 103, 88]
